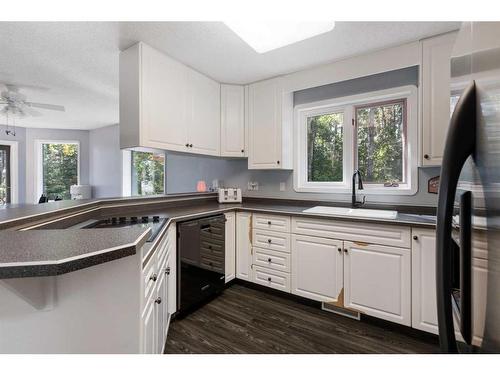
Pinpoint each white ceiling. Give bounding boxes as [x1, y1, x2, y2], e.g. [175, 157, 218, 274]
[0, 21, 460, 130]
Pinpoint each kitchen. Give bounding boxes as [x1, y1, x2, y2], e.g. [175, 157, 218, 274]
[0, 2, 499, 370]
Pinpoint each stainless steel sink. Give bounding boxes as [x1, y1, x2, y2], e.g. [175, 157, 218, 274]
[302, 206, 398, 219]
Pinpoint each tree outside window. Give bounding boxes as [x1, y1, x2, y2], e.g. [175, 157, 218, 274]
[131, 151, 165, 196]
[307, 112, 344, 182]
[41, 142, 79, 200]
[356, 100, 406, 185]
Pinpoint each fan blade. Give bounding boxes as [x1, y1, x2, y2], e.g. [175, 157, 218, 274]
[27, 102, 65, 111]
[0, 82, 49, 91]
[21, 106, 42, 117]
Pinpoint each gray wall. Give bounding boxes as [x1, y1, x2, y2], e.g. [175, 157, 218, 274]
[165, 152, 246, 194]
[0, 126, 27, 204]
[89, 124, 123, 198]
[224, 166, 441, 207]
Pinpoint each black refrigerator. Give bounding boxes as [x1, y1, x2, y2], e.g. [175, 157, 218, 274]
[436, 22, 500, 353]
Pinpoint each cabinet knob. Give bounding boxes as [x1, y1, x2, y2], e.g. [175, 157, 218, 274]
[337, 247, 342, 253]
[155, 297, 162, 304]
[267, 238, 272, 244]
[277, 160, 280, 165]
[150, 273, 158, 282]
[268, 258, 272, 263]
[267, 221, 272, 225]
[185, 143, 189, 147]
[413, 235, 418, 240]
[424, 154, 430, 160]
[344, 249, 348, 253]
[267, 277, 272, 282]
[241, 149, 244, 153]
[165, 267, 171, 275]
[189, 144, 193, 148]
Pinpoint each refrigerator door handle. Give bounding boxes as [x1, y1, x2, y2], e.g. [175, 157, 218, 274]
[459, 191, 472, 345]
[436, 81, 476, 353]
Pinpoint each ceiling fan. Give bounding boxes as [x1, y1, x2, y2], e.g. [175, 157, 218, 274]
[0, 83, 65, 136]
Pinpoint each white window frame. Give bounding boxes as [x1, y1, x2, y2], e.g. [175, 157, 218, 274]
[35, 140, 81, 202]
[0, 140, 19, 204]
[294, 85, 418, 195]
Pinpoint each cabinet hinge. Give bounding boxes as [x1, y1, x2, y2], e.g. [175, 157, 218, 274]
[352, 118, 355, 126]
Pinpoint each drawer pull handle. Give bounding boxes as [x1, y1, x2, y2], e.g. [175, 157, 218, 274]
[208, 245, 212, 249]
[268, 221, 272, 225]
[150, 273, 158, 282]
[413, 235, 418, 240]
[155, 297, 162, 304]
[337, 247, 342, 253]
[267, 239, 272, 244]
[267, 258, 272, 263]
[165, 267, 171, 275]
[267, 277, 272, 282]
[344, 249, 348, 253]
[424, 154, 430, 159]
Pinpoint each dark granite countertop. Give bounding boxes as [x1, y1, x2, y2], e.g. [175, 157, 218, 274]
[0, 193, 437, 279]
[0, 228, 150, 278]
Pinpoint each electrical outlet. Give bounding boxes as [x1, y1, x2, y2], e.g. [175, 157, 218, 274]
[247, 181, 259, 191]
[279, 182, 286, 191]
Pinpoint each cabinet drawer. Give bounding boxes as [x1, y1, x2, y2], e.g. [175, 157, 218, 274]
[253, 247, 291, 273]
[292, 217, 411, 248]
[252, 229, 290, 253]
[252, 266, 290, 292]
[253, 213, 290, 233]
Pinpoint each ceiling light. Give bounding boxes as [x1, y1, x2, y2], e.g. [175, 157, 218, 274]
[224, 21, 335, 54]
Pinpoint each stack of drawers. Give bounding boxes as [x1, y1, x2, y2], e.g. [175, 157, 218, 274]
[251, 214, 291, 292]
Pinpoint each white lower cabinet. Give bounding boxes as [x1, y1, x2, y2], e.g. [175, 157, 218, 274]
[141, 298, 156, 354]
[411, 228, 487, 345]
[225, 212, 236, 282]
[411, 228, 440, 333]
[236, 212, 252, 281]
[141, 223, 176, 354]
[343, 241, 411, 326]
[291, 234, 343, 302]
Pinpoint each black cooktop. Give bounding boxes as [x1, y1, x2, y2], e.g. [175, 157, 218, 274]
[84, 215, 168, 242]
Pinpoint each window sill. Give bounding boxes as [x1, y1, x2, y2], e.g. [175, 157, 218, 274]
[293, 184, 418, 196]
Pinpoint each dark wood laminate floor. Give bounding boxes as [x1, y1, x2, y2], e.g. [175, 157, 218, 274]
[165, 284, 440, 354]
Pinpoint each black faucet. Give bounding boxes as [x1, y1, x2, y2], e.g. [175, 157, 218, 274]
[352, 170, 365, 208]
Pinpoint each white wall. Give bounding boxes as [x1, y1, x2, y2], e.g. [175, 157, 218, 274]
[25, 128, 90, 203]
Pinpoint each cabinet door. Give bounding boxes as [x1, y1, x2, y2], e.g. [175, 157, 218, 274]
[291, 235, 343, 302]
[236, 212, 252, 281]
[221, 84, 246, 157]
[141, 44, 189, 152]
[344, 241, 411, 326]
[248, 78, 282, 169]
[411, 228, 440, 333]
[155, 270, 166, 354]
[141, 298, 156, 354]
[187, 70, 221, 156]
[421, 32, 457, 166]
[225, 212, 236, 282]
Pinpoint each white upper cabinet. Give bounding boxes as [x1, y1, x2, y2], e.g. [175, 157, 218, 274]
[220, 84, 246, 157]
[247, 77, 293, 169]
[421, 32, 457, 166]
[120, 42, 220, 156]
[187, 69, 221, 156]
